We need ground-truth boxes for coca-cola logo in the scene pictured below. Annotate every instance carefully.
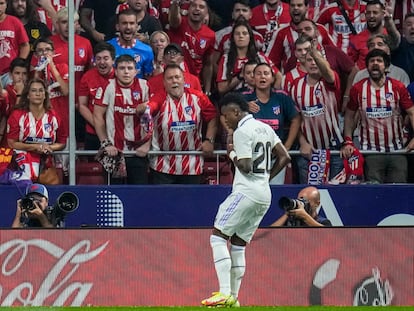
[0,239,109,306]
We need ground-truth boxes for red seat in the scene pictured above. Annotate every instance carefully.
[203,158,234,185]
[76,161,106,185]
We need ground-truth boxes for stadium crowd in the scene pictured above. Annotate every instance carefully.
[1,0,414,185]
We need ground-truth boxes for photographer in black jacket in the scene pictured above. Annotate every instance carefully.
[12,183,54,228]
[271,186,332,227]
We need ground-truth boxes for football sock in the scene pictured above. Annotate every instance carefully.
[230,244,246,299]
[210,234,231,295]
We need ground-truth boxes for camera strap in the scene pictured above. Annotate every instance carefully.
[336,0,357,35]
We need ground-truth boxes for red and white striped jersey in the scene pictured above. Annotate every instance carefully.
[282,63,306,93]
[250,2,291,52]
[291,72,343,149]
[348,77,414,152]
[214,25,264,55]
[148,88,217,175]
[308,0,332,20]
[97,78,150,152]
[6,109,67,180]
[316,1,367,53]
[266,22,335,71]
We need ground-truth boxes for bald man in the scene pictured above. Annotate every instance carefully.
[271,186,332,227]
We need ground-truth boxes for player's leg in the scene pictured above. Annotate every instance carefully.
[202,193,247,307]
[230,235,246,306]
[230,200,270,303]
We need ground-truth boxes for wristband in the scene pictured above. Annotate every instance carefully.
[229,150,237,162]
[101,139,113,148]
[204,137,215,144]
[341,136,354,147]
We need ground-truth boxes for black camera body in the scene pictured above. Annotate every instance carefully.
[279,196,311,214]
[20,195,41,212]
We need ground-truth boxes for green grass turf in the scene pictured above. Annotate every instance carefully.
[1,307,414,311]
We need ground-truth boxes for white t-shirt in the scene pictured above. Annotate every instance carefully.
[232,114,281,204]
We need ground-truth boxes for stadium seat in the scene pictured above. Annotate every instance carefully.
[203,157,234,184]
[76,160,107,185]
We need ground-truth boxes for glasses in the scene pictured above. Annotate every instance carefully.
[165,50,180,57]
[36,48,53,55]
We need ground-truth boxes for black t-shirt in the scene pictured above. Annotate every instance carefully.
[80,0,119,40]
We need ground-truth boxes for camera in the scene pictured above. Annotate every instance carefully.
[279,196,311,214]
[20,195,41,212]
[46,192,79,227]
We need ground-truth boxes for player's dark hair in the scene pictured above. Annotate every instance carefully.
[365,48,391,68]
[115,54,136,67]
[93,41,116,60]
[220,92,249,112]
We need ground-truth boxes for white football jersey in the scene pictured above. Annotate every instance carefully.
[232,114,281,204]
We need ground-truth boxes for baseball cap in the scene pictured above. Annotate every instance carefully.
[164,43,183,56]
[26,183,49,200]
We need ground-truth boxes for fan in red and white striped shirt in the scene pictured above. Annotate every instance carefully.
[147,64,217,180]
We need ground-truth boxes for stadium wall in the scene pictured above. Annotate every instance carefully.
[1,184,414,228]
[0,227,412,306]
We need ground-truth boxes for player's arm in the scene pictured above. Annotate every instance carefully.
[269,142,290,180]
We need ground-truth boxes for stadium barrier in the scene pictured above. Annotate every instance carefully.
[0,227,412,306]
[1,184,414,228]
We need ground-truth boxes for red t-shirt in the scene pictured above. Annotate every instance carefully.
[0,15,29,75]
[168,17,215,77]
[78,67,115,135]
[50,34,93,99]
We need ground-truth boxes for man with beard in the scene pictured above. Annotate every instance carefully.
[78,42,115,151]
[6,0,51,55]
[348,0,399,70]
[108,8,154,79]
[250,0,291,52]
[342,49,414,183]
[139,64,218,184]
[168,0,215,95]
[352,34,410,86]
[266,0,334,72]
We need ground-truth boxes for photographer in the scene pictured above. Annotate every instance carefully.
[12,183,54,228]
[271,186,332,227]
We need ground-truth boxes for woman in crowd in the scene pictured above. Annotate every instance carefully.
[7,78,67,182]
[149,30,170,76]
[216,18,282,95]
[244,62,301,184]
